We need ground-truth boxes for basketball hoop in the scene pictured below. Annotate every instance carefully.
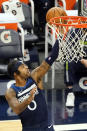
[48,16,87,63]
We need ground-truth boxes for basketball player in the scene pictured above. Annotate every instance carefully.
[5,40,59,131]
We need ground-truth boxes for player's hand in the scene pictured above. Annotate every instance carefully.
[29,87,37,100]
[81,59,87,68]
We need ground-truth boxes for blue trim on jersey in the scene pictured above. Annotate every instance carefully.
[11,78,34,96]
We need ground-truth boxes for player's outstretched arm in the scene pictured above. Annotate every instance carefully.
[31,40,59,81]
[5,87,37,115]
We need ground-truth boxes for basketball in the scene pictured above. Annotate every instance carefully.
[46,7,67,23]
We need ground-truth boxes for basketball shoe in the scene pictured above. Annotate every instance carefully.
[66,92,75,107]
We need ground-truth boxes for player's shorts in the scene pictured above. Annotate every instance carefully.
[64,61,87,86]
[22,125,55,131]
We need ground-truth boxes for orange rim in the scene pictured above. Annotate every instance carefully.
[49,16,87,28]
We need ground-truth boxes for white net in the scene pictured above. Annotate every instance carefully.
[56,27,87,62]
[49,16,87,63]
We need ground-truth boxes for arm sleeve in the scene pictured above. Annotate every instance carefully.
[45,40,59,66]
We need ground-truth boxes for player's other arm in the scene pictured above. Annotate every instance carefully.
[5,87,36,115]
[31,40,59,81]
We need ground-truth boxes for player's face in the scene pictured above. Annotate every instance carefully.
[17,64,31,79]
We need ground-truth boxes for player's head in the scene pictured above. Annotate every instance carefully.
[7,60,30,79]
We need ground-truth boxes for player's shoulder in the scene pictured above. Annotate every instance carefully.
[5,87,16,99]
